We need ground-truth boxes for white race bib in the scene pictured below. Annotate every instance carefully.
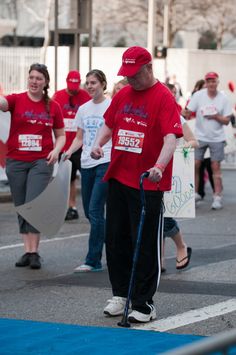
[201,105,217,116]
[114,129,144,153]
[18,134,42,151]
[64,118,77,132]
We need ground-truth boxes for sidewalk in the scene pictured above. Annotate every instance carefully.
[0,177,81,203]
[1,163,235,203]
[0,181,11,202]
[1,169,236,350]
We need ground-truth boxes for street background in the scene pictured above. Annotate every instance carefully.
[0,168,235,337]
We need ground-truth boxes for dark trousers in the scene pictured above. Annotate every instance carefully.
[198,158,214,198]
[105,179,163,309]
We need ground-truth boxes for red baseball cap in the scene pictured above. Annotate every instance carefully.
[66,70,81,91]
[205,72,219,80]
[117,46,152,77]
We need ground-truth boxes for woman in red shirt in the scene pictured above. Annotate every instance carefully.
[0,63,65,269]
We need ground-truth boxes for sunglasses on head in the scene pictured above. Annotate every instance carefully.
[30,63,48,71]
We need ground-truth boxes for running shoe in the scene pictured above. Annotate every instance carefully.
[104,296,127,316]
[195,192,202,202]
[15,253,31,267]
[74,264,103,273]
[30,253,41,269]
[211,195,223,210]
[128,303,157,323]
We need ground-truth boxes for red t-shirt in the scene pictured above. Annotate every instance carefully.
[6,92,64,162]
[104,81,183,191]
[52,88,90,151]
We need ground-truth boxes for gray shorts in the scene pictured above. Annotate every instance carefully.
[195,141,225,162]
[6,158,53,234]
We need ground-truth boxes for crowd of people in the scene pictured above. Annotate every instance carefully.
[0,45,234,324]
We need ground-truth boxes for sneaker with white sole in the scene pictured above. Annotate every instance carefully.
[128,303,157,323]
[104,296,127,316]
[74,264,103,272]
[195,192,202,202]
[211,195,223,210]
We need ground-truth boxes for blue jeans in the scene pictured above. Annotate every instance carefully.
[81,163,109,268]
[163,217,180,238]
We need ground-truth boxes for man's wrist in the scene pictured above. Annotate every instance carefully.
[154,163,165,173]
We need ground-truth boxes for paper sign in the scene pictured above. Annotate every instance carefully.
[16,159,72,236]
[164,147,195,218]
[0,111,10,180]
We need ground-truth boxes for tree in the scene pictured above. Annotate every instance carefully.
[1,0,236,50]
[198,30,217,50]
[20,0,53,62]
[192,0,236,49]
[92,0,236,49]
[92,0,201,47]
[114,36,127,47]
[92,0,148,46]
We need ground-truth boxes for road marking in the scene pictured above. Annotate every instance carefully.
[0,233,89,251]
[134,299,236,332]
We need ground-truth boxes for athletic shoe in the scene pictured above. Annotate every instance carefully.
[15,253,31,267]
[30,253,41,269]
[65,207,79,221]
[128,303,157,323]
[211,195,223,210]
[104,296,127,316]
[74,264,103,273]
[195,192,202,202]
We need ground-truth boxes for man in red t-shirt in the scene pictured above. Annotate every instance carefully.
[53,71,90,220]
[91,46,182,324]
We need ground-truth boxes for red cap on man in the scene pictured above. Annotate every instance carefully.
[66,70,81,91]
[205,72,219,80]
[117,46,152,77]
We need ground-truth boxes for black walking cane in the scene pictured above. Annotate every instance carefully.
[118,171,150,328]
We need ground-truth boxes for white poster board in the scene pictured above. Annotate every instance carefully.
[164,147,195,218]
[0,111,10,181]
[16,159,72,236]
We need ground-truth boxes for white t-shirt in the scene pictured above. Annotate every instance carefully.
[187,89,232,142]
[176,115,187,147]
[75,97,112,168]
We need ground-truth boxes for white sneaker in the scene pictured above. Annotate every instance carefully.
[195,192,202,202]
[211,195,223,210]
[74,264,102,272]
[103,296,127,316]
[128,304,157,323]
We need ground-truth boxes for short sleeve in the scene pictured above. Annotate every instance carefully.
[187,92,198,112]
[74,106,84,129]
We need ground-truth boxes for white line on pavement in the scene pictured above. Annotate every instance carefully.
[0,233,89,251]
[134,299,236,332]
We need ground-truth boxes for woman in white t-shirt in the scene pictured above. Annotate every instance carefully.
[65,69,111,272]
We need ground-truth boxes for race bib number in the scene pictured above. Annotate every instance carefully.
[201,105,217,116]
[64,118,77,132]
[114,129,144,153]
[18,134,42,151]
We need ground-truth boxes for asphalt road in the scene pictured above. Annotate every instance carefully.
[0,169,235,337]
